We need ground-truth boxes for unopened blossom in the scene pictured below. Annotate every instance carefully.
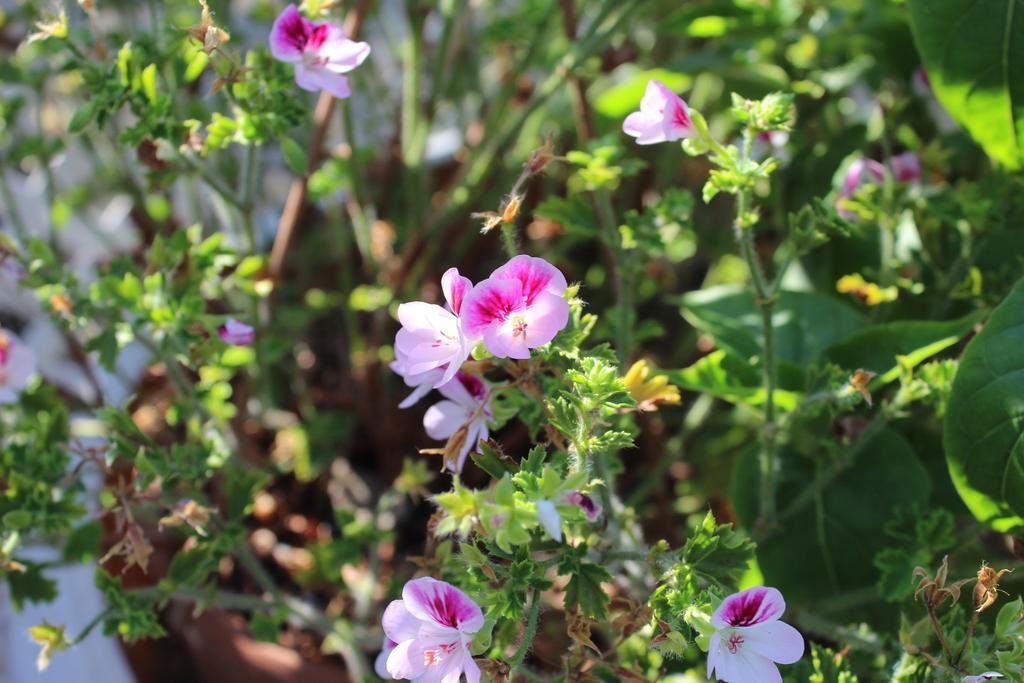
[622,79,694,145]
[29,622,69,672]
[393,268,474,390]
[707,586,804,683]
[269,4,370,99]
[963,673,1005,683]
[460,255,570,360]
[891,151,922,184]
[219,318,255,346]
[382,577,483,683]
[751,130,791,163]
[567,491,601,522]
[423,372,491,473]
[0,329,36,404]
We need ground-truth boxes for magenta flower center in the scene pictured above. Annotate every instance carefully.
[722,587,779,626]
[671,101,690,128]
[457,372,487,401]
[726,632,745,654]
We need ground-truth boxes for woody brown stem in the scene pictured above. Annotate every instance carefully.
[925,600,959,669]
[269,0,373,279]
[954,610,979,666]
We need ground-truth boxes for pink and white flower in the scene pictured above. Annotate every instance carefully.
[381,577,483,683]
[963,674,1005,683]
[622,79,694,145]
[394,277,475,393]
[218,318,255,346]
[0,329,36,404]
[460,256,569,360]
[707,586,804,683]
[836,158,886,219]
[269,4,370,99]
[424,372,491,473]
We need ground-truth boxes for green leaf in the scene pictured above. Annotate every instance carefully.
[732,428,930,605]
[281,136,309,176]
[563,562,612,620]
[664,350,802,411]
[67,101,97,134]
[945,278,1024,531]
[825,310,986,385]
[681,285,864,367]
[908,0,1024,169]
[471,441,514,480]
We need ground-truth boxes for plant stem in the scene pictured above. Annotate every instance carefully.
[239,144,259,253]
[0,166,28,244]
[500,222,519,258]
[954,610,980,665]
[507,590,541,670]
[733,129,779,526]
[926,600,959,667]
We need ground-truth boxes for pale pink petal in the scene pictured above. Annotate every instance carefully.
[315,27,371,72]
[460,278,525,338]
[519,290,570,347]
[294,65,352,98]
[490,255,568,303]
[639,79,671,115]
[382,600,421,643]
[386,638,428,680]
[402,577,484,634]
[441,268,473,315]
[269,4,309,63]
[461,653,481,683]
[622,111,665,144]
[707,632,722,680]
[483,322,529,360]
[740,621,804,664]
[962,673,1005,683]
[424,400,468,441]
[375,640,397,679]
[713,586,786,629]
[438,372,487,406]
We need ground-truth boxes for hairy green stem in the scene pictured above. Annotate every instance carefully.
[507,591,541,670]
[500,221,519,258]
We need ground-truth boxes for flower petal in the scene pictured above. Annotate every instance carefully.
[424,400,467,441]
[460,277,524,339]
[441,268,473,316]
[740,620,804,664]
[490,255,568,303]
[536,500,563,542]
[294,65,352,98]
[382,600,421,643]
[386,638,428,680]
[712,586,786,628]
[269,4,309,62]
[375,639,397,679]
[520,290,570,347]
[402,577,484,634]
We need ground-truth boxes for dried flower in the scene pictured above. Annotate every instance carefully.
[974,564,1012,613]
[159,499,213,536]
[186,0,230,54]
[100,523,154,575]
[849,369,876,406]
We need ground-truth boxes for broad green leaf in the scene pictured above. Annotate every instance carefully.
[945,278,1024,531]
[664,350,802,411]
[733,428,929,604]
[681,285,864,366]
[908,0,1024,169]
[824,309,986,385]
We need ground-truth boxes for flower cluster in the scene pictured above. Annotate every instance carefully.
[391,256,570,470]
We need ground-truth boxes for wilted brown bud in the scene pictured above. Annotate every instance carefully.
[913,555,972,607]
[186,0,230,54]
[159,499,213,536]
[974,563,1012,612]
[524,133,555,176]
[849,369,876,406]
[100,523,154,575]
[476,659,510,682]
[567,609,601,655]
